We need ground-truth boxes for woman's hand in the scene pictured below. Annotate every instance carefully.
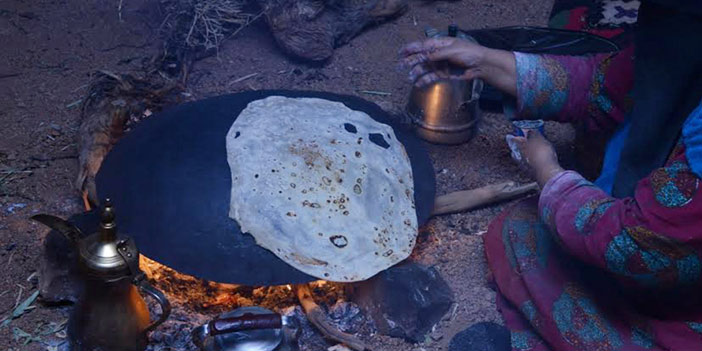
[512,131,564,187]
[399,37,517,96]
[399,37,487,85]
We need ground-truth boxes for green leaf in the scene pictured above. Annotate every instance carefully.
[12,327,31,340]
[12,326,41,344]
[1,290,39,328]
[11,290,39,319]
[39,319,67,336]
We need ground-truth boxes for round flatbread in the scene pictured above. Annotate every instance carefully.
[226,96,417,282]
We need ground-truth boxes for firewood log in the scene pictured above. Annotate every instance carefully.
[260,0,407,61]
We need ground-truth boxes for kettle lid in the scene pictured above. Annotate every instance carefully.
[78,199,137,280]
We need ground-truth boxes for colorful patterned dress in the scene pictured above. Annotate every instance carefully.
[484,47,702,350]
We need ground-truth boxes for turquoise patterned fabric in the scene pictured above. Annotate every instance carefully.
[683,101,702,179]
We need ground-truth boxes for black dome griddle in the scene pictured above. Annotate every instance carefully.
[93,90,436,285]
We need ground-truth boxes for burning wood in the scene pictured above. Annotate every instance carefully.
[296,284,367,351]
[36,204,459,351]
[139,255,345,313]
[140,255,373,350]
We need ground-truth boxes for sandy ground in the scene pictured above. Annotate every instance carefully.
[0,0,562,349]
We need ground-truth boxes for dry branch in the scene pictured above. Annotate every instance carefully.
[76,71,182,206]
[432,181,539,216]
[158,0,256,53]
[296,284,368,351]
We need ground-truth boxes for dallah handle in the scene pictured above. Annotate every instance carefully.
[208,313,283,335]
[137,279,172,333]
[115,238,172,333]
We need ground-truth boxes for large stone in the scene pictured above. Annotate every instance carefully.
[328,301,366,334]
[281,305,329,351]
[39,230,81,303]
[448,322,511,351]
[350,262,454,342]
[37,212,100,303]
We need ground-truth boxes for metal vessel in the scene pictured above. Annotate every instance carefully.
[192,306,300,351]
[406,24,484,145]
[32,200,171,351]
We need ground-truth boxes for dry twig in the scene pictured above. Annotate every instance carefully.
[295,284,368,351]
[158,0,256,52]
[76,70,182,206]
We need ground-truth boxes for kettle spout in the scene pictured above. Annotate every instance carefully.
[30,214,84,246]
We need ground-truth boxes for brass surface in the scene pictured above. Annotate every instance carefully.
[78,199,133,280]
[406,26,483,145]
[406,78,482,145]
[34,199,171,351]
[69,279,152,351]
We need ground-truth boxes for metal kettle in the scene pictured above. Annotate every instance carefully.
[32,199,171,351]
[406,24,484,145]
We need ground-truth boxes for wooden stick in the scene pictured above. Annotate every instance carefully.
[295,284,368,351]
[82,191,92,211]
[431,181,539,217]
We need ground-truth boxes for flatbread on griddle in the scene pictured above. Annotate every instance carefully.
[226,96,417,282]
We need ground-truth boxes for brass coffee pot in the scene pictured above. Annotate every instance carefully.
[406,24,484,145]
[32,199,171,351]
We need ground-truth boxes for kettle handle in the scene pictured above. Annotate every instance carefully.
[115,238,172,333]
[137,279,172,333]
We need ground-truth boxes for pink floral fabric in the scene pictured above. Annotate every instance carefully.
[485,48,702,351]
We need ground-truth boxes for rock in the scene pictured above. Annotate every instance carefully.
[39,229,81,303]
[448,322,510,351]
[37,212,100,303]
[328,345,352,351]
[329,301,365,334]
[49,124,62,137]
[146,321,193,351]
[350,262,454,342]
[281,305,331,351]
[6,203,27,214]
[429,331,444,341]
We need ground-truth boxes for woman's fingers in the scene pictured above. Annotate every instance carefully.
[415,72,443,87]
[426,46,466,63]
[408,63,431,81]
[401,46,455,67]
[525,129,542,140]
[411,67,478,87]
[452,68,481,81]
[512,135,527,146]
[402,53,430,68]
[399,38,455,57]
[403,44,465,67]
[399,41,426,56]
[513,136,529,157]
[409,60,453,84]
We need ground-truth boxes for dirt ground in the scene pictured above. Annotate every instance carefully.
[0,0,563,349]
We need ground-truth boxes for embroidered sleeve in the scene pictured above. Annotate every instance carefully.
[538,146,702,289]
[507,46,634,133]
